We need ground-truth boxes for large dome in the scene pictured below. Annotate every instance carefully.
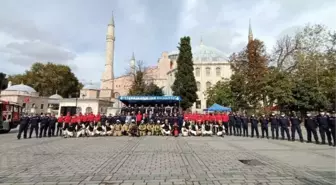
[49,93,63,99]
[83,83,99,90]
[168,43,228,62]
[5,84,37,93]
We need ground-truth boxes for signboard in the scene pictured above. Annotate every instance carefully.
[119,96,181,101]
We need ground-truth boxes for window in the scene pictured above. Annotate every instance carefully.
[85,107,93,113]
[206,81,211,89]
[216,67,221,76]
[22,103,26,108]
[40,104,44,109]
[196,100,201,109]
[195,67,200,77]
[196,82,201,91]
[206,67,211,76]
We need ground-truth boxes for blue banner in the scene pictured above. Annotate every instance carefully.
[119,96,181,101]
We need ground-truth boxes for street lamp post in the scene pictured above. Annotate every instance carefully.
[75,92,79,114]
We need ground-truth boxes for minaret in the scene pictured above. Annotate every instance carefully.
[248,19,253,43]
[100,13,115,100]
[130,52,136,74]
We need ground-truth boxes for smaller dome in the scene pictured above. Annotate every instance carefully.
[5,84,36,93]
[49,94,63,99]
[83,84,99,90]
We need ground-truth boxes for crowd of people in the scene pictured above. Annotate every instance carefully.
[16,104,335,147]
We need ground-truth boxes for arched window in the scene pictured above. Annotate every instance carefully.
[76,107,82,114]
[85,107,93,114]
[206,67,211,76]
[114,92,120,98]
[216,67,221,76]
[195,67,200,77]
[196,82,201,91]
[206,81,211,89]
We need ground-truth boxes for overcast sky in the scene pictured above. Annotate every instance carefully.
[0,0,335,85]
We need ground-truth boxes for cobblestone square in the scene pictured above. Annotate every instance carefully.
[0,131,335,185]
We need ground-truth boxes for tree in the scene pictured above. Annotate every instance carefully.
[144,83,164,96]
[8,62,83,97]
[0,72,8,90]
[245,39,269,108]
[171,36,198,110]
[205,81,233,107]
[128,60,164,96]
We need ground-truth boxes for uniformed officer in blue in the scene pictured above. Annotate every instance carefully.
[241,113,249,137]
[250,114,259,138]
[316,111,332,145]
[39,113,50,138]
[17,113,30,139]
[260,114,269,139]
[328,111,335,147]
[29,113,40,138]
[289,112,304,142]
[269,113,279,139]
[48,113,57,137]
[279,113,290,141]
[234,113,242,136]
[228,112,235,136]
[304,112,319,144]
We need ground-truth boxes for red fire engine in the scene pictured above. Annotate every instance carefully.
[0,100,21,133]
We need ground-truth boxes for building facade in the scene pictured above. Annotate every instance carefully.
[0,82,62,115]
[165,41,232,112]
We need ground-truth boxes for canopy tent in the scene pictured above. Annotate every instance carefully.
[204,103,231,112]
[118,96,181,106]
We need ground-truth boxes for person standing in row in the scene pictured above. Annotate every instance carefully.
[17,113,30,140]
[39,113,49,138]
[250,114,259,138]
[269,113,279,140]
[329,111,336,147]
[279,113,290,141]
[241,114,249,137]
[48,114,57,137]
[260,114,269,139]
[317,111,332,146]
[29,113,40,138]
[304,112,319,144]
[228,112,235,136]
[56,114,64,136]
[235,113,242,136]
[290,112,303,142]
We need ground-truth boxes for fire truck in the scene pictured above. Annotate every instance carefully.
[0,100,22,133]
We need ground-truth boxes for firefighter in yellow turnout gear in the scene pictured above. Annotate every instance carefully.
[113,120,122,136]
[146,120,153,135]
[153,120,162,136]
[139,120,147,136]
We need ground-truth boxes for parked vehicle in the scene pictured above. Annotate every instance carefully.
[0,101,21,133]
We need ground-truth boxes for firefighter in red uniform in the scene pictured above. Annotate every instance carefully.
[63,112,71,137]
[69,114,77,136]
[95,113,102,134]
[222,112,229,135]
[82,113,88,127]
[56,114,64,136]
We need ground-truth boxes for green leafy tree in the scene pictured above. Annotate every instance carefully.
[172,36,198,110]
[205,81,233,107]
[0,72,8,90]
[8,62,83,97]
[229,51,249,111]
[144,83,164,96]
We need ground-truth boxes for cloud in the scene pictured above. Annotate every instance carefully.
[177,0,336,54]
[0,0,335,83]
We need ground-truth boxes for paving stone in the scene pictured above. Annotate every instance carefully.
[0,133,334,185]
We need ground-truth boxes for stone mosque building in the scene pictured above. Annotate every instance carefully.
[60,15,254,114]
[0,14,253,115]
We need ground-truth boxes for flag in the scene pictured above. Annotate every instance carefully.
[24,97,30,103]
[170,61,173,69]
